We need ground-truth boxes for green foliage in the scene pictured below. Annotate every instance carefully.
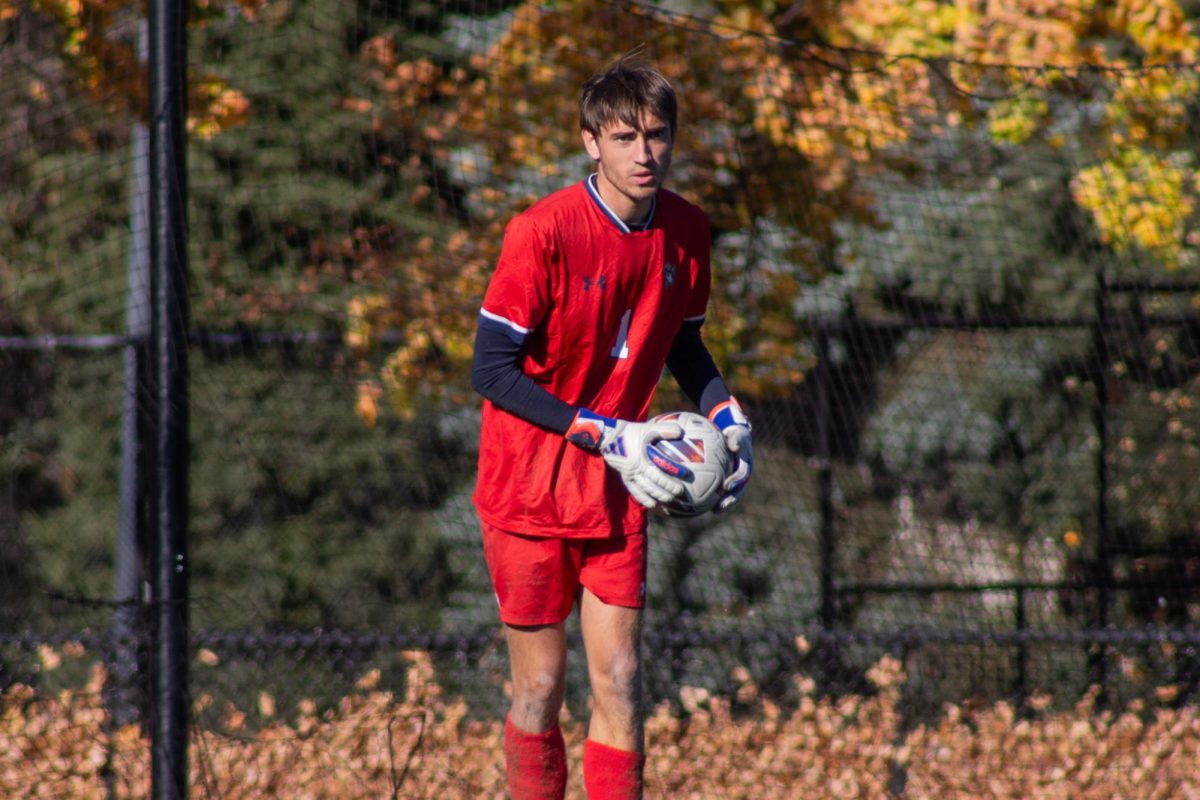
[186,349,468,631]
[186,0,475,329]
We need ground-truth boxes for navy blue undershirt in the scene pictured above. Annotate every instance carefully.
[470,319,729,433]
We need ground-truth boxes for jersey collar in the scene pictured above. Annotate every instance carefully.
[585,174,656,234]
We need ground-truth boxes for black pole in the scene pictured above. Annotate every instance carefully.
[113,17,152,731]
[1014,586,1028,706]
[815,327,836,677]
[1090,270,1110,703]
[148,0,189,797]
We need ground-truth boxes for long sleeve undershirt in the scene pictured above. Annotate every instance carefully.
[470,318,731,432]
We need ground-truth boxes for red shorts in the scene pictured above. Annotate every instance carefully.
[481,523,648,626]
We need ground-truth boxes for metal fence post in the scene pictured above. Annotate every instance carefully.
[113,15,152,732]
[815,326,836,680]
[1014,586,1028,706]
[148,0,190,796]
[1091,270,1111,703]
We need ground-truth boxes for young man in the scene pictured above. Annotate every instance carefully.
[470,57,752,800]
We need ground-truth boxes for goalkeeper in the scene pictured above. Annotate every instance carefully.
[470,53,752,800]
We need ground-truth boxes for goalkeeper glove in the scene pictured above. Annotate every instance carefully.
[709,397,752,513]
[566,408,686,509]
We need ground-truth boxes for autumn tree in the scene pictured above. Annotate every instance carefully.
[345,0,1200,639]
[350,0,1199,411]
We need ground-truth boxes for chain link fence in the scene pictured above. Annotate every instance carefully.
[5,0,1200,795]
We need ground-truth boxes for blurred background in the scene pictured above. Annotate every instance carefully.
[4,0,1200,792]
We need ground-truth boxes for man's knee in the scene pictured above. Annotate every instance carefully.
[514,666,565,703]
[511,666,566,726]
[589,646,642,705]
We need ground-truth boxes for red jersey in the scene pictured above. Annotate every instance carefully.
[473,178,712,538]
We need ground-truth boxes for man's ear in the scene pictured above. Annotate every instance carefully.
[581,128,601,161]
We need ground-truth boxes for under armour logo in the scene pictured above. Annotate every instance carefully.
[663,263,676,287]
[583,275,608,291]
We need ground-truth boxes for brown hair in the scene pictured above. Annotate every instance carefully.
[579,55,677,137]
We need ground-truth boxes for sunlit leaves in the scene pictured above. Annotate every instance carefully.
[351,0,901,410]
[829,0,1200,273]
[188,77,250,140]
[987,94,1048,146]
[340,0,1200,417]
[1073,149,1195,269]
[1110,0,1199,62]
[11,0,253,139]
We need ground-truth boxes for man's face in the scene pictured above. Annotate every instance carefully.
[581,112,674,223]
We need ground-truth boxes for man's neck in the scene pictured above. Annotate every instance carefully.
[590,175,655,229]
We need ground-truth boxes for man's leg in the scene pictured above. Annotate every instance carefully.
[481,525,578,800]
[503,622,569,800]
[506,621,568,733]
[580,587,646,800]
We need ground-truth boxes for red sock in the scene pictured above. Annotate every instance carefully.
[583,739,645,800]
[504,715,567,800]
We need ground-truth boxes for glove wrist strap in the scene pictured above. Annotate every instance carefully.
[565,408,616,451]
[708,397,750,431]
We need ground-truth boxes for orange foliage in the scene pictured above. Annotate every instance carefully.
[5,651,1200,798]
[6,0,254,138]
[13,0,1199,409]
[348,1,1200,417]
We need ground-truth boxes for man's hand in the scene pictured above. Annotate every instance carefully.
[709,398,752,513]
[567,409,686,508]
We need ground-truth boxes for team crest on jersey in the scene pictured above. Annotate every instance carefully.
[663,262,676,287]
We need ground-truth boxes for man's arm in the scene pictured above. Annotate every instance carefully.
[665,319,730,415]
[665,319,753,512]
[470,321,576,433]
[470,318,686,508]
[473,317,726,425]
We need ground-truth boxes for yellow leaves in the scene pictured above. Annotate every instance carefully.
[380,322,474,422]
[31,0,92,55]
[24,0,259,140]
[1072,148,1195,270]
[1106,69,1198,150]
[355,381,383,428]
[836,0,968,58]
[1108,0,1200,62]
[987,94,1048,146]
[350,0,1200,419]
[188,79,250,141]
[344,293,394,353]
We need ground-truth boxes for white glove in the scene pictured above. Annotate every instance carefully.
[566,409,686,508]
[709,397,752,513]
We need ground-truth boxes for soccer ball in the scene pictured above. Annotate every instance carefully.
[645,411,733,517]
